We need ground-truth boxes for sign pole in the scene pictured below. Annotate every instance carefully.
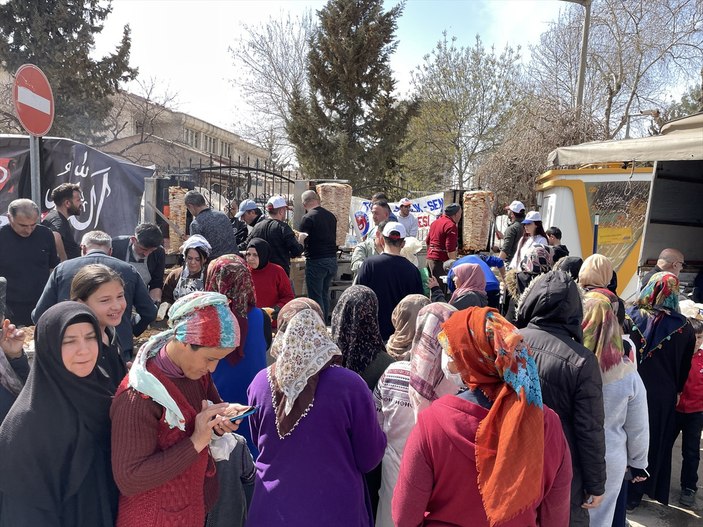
[29,135,41,208]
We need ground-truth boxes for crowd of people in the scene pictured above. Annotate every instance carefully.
[0,190,701,527]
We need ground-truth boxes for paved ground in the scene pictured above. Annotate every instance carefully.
[626,434,702,526]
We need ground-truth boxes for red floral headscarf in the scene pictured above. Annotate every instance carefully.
[205,254,256,364]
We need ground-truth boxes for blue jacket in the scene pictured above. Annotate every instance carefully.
[447,254,504,293]
[31,250,157,353]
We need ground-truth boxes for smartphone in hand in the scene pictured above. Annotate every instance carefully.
[229,406,259,422]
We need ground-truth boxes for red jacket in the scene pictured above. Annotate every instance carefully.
[677,347,703,413]
[112,361,214,527]
[425,214,458,261]
[393,395,572,527]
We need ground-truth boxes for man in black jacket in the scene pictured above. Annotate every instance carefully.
[516,270,606,526]
[246,195,303,276]
[112,222,166,303]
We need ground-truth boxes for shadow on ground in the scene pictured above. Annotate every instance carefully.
[625,434,702,527]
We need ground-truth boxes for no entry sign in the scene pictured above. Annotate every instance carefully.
[13,64,54,137]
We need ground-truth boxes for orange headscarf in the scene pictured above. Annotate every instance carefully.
[441,307,544,526]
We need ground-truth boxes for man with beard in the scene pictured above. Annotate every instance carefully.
[41,183,82,261]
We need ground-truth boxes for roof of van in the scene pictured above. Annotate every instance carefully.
[548,112,703,166]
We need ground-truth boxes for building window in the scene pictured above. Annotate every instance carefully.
[202,134,218,154]
[185,128,199,149]
[220,142,232,158]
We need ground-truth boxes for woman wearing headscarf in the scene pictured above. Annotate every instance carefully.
[625,272,695,509]
[373,302,457,527]
[393,307,572,526]
[162,235,211,305]
[246,308,386,526]
[504,244,553,322]
[331,285,394,518]
[385,294,430,361]
[245,238,294,327]
[582,289,649,526]
[449,262,488,310]
[408,303,460,418]
[206,254,272,456]
[0,303,117,526]
[553,255,583,281]
[331,285,395,390]
[110,292,247,527]
[580,252,623,308]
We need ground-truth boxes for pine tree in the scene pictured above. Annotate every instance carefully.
[286,0,416,195]
[0,0,137,143]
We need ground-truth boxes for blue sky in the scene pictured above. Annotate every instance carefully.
[95,0,570,130]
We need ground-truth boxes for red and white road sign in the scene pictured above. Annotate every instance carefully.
[13,64,54,137]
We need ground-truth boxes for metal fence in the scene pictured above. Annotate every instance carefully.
[163,155,300,211]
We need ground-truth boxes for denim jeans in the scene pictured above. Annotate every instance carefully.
[675,410,703,490]
[305,257,337,322]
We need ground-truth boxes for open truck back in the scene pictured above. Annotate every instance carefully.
[539,112,703,301]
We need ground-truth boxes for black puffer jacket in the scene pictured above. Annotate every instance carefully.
[516,270,606,527]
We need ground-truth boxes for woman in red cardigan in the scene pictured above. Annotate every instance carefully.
[245,238,294,326]
[393,307,572,527]
[110,292,248,527]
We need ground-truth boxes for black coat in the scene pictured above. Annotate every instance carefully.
[516,270,606,527]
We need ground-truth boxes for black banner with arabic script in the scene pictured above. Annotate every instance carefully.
[0,135,152,241]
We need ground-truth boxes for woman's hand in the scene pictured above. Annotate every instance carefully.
[428,276,440,289]
[190,400,231,452]
[211,403,250,436]
[0,319,25,359]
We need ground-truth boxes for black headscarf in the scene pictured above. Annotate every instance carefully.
[0,302,115,517]
[330,285,385,374]
[247,237,271,270]
[553,256,583,281]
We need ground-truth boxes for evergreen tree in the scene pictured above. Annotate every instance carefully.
[286,0,415,194]
[0,0,137,143]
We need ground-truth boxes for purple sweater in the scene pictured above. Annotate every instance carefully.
[246,366,386,526]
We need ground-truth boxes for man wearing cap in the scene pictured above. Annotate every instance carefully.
[234,199,264,249]
[299,190,338,320]
[498,200,526,265]
[246,195,303,276]
[184,190,238,259]
[425,203,461,293]
[396,197,418,238]
[357,222,424,340]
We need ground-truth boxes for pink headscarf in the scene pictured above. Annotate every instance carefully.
[449,263,487,303]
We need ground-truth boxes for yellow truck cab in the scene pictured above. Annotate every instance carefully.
[539,112,703,302]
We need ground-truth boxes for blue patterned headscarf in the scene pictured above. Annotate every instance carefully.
[128,291,239,429]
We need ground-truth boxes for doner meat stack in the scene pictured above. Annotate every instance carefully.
[316,183,352,247]
[462,191,494,252]
[168,186,188,253]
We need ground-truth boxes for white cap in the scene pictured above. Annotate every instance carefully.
[266,195,290,210]
[399,197,412,206]
[382,221,407,239]
[521,210,542,223]
[505,200,525,213]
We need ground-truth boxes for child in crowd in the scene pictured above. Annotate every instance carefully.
[674,316,703,507]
